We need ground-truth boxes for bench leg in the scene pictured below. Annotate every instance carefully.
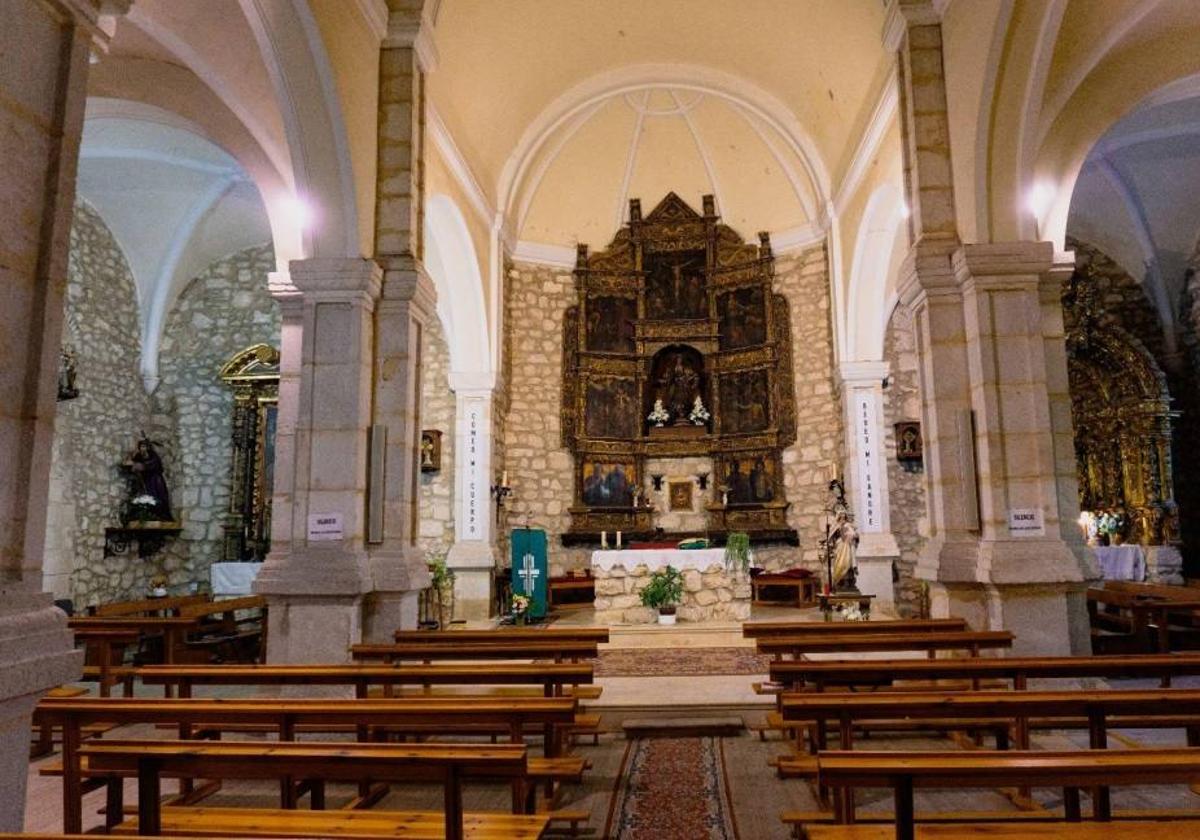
[444,769,464,840]
[105,775,124,831]
[893,778,914,840]
[137,760,162,836]
[1064,787,1081,821]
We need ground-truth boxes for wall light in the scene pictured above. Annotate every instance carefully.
[283,194,313,232]
[899,201,911,220]
[1025,182,1055,224]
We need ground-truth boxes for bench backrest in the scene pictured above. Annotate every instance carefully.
[758,630,1014,654]
[351,641,597,661]
[135,662,594,688]
[92,594,208,617]
[179,595,266,619]
[742,618,968,638]
[394,628,610,643]
[1105,580,1200,601]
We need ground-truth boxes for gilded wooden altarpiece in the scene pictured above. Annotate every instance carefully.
[561,193,798,543]
[220,343,280,561]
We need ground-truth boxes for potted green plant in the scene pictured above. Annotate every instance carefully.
[724,531,753,577]
[427,553,455,629]
[639,565,684,625]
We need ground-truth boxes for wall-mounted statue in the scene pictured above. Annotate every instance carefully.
[122,435,172,522]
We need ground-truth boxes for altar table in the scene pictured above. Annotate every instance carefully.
[1095,545,1146,581]
[590,547,726,573]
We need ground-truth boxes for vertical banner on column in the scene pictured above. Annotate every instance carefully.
[463,399,484,540]
[854,390,882,533]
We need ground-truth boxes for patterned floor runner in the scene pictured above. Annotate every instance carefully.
[605,736,739,839]
[593,646,770,677]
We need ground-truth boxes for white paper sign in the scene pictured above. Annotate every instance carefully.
[853,391,882,532]
[307,512,344,541]
[1008,508,1044,537]
[463,400,484,540]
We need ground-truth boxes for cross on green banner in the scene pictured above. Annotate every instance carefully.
[510,528,548,619]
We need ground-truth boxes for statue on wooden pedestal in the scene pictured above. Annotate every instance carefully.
[122,435,172,522]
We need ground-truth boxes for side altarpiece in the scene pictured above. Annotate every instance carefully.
[561,193,798,544]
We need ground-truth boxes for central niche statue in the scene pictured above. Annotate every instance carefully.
[659,352,700,425]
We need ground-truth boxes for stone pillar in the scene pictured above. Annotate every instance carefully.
[0,1,123,828]
[254,259,381,663]
[359,2,437,639]
[887,0,1092,654]
[445,374,500,619]
[839,362,901,609]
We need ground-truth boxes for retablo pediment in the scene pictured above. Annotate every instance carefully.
[643,191,704,223]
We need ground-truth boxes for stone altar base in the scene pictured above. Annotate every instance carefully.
[593,563,752,624]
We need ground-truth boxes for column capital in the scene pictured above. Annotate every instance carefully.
[448,371,499,394]
[384,1,438,71]
[952,241,1056,280]
[839,360,891,386]
[289,257,383,305]
[897,237,959,306]
[268,270,304,315]
[378,257,437,308]
[883,0,941,51]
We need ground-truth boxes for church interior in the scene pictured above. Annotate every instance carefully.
[11,0,1200,837]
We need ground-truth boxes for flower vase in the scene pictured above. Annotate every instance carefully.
[515,613,526,626]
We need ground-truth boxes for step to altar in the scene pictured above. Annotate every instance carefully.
[622,715,746,737]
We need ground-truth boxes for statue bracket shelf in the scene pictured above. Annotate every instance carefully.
[104,521,183,559]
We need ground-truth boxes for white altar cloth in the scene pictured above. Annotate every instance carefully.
[210,562,261,595]
[591,547,726,574]
[1095,545,1146,581]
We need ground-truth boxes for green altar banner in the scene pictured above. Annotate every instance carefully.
[510,528,548,619]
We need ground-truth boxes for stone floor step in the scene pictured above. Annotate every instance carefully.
[621,715,744,737]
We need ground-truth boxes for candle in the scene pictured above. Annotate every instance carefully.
[616,530,622,548]
[601,530,608,549]
[502,469,508,487]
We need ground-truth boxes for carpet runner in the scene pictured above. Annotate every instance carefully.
[593,646,770,677]
[605,736,739,839]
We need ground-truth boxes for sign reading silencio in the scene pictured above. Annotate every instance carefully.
[1008,508,1045,537]
[307,512,344,541]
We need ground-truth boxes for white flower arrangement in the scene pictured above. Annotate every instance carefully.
[839,603,868,622]
[647,399,670,427]
[689,396,710,425]
[131,494,158,507]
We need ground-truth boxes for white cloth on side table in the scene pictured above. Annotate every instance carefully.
[210,562,262,596]
[591,547,726,573]
[1094,545,1146,581]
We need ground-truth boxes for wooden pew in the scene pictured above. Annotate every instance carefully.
[742,618,968,638]
[816,748,1200,840]
[68,616,198,666]
[768,652,1200,692]
[1088,586,1200,652]
[351,641,598,664]
[394,628,609,644]
[802,820,1200,839]
[757,630,1014,659]
[38,695,577,834]
[136,662,594,698]
[177,595,267,663]
[72,627,140,697]
[81,740,545,840]
[91,594,208,617]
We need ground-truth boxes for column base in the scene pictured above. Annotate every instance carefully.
[0,594,84,829]
[855,555,898,610]
[363,590,422,641]
[447,541,497,621]
[1145,545,1184,585]
[363,548,432,641]
[928,580,1091,656]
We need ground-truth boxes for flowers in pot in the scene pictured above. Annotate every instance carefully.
[639,565,684,624]
[511,593,531,625]
[647,399,670,427]
[128,494,160,523]
[689,396,711,426]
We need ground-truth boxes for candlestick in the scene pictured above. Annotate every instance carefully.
[501,469,508,487]
[616,530,622,548]
[601,530,608,549]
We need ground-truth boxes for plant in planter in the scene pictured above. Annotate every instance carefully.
[511,593,531,625]
[427,553,455,629]
[639,565,684,624]
[723,531,753,578]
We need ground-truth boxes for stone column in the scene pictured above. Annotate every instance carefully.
[0,1,122,828]
[887,0,1092,653]
[445,374,500,619]
[254,259,381,663]
[360,2,437,639]
[839,362,901,609]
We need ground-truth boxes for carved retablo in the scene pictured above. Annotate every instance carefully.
[561,193,797,544]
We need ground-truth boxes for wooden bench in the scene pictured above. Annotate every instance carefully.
[81,740,545,840]
[38,695,578,833]
[69,616,199,666]
[548,575,595,608]
[137,662,595,699]
[177,595,267,664]
[757,630,1014,659]
[768,652,1200,692]
[801,820,1200,839]
[393,628,609,644]
[750,573,818,607]
[816,748,1200,840]
[351,641,598,664]
[91,594,208,617]
[1088,587,1200,653]
[71,627,140,698]
[743,618,968,638]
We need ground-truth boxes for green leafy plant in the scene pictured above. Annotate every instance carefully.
[724,531,753,576]
[639,565,684,612]
[427,553,455,594]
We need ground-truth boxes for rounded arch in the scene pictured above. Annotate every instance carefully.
[845,184,907,361]
[497,63,832,233]
[424,194,491,377]
[237,0,363,260]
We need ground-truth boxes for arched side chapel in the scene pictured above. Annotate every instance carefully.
[7,0,1200,828]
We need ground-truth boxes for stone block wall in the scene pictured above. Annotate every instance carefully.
[156,243,280,591]
[417,315,455,558]
[884,306,928,616]
[46,202,152,606]
[593,562,752,624]
[500,245,842,578]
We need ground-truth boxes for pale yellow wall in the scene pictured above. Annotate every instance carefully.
[425,141,495,328]
[309,0,381,257]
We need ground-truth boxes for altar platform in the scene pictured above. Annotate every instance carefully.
[591,547,752,624]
